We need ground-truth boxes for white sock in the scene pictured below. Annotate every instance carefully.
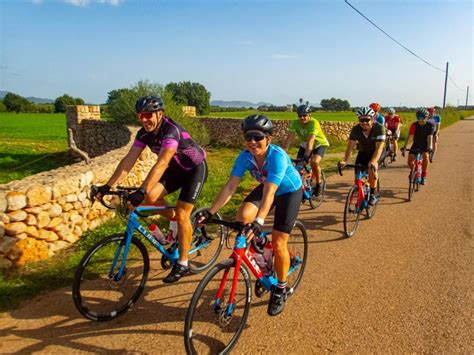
[178,260,188,267]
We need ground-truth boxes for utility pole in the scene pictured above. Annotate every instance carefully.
[443,62,449,109]
[466,86,470,109]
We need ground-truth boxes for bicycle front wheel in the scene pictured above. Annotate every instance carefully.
[408,166,416,201]
[366,178,380,219]
[72,234,149,321]
[188,208,226,273]
[286,220,308,291]
[184,259,252,355]
[343,186,361,237]
[308,170,326,209]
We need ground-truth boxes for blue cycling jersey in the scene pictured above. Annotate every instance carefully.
[230,144,302,196]
[375,113,385,125]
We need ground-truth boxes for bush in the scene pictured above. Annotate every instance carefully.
[0,101,7,113]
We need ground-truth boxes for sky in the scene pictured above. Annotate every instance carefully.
[0,0,472,107]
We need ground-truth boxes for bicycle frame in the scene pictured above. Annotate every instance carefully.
[292,160,313,200]
[216,230,302,317]
[349,168,370,212]
[412,152,422,182]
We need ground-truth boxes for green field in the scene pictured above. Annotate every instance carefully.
[0,113,73,184]
[205,110,356,121]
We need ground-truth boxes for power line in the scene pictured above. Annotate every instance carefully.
[344,0,469,94]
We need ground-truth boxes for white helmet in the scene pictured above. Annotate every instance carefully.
[356,107,375,118]
[388,108,396,114]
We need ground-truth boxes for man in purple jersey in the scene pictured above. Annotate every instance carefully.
[94,96,207,283]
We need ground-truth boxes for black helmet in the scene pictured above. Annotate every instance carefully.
[416,108,429,119]
[135,95,164,113]
[241,114,273,135]
[296,104,311,116]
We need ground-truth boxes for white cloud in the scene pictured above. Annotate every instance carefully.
[272,54,297,60]
[62,0,122,7]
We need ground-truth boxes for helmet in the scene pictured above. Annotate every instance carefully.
[356,107,375,118]
[427,107,436,115]
[388,108,396,114]
[296,104,311,116]
[369,102,381,112]
[135,95,165,113]
[416,108,429,119]
[241,114,273,135]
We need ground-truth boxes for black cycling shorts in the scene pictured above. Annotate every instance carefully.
[160,161,208,204]
[297,145,327,159]
[243,184,302,234]
[355,151,384,170]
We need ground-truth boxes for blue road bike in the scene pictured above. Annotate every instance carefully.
[72,186,225,321]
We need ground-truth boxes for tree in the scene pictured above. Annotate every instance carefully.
[165,81,211,115]
[320,97,351,111]
[54,94,85,113]
[3,92,31,113]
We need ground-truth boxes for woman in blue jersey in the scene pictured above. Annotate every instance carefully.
[198,115,302,316]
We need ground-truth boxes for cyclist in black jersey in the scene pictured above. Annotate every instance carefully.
[93,96,207,283]
[339,106,386,205]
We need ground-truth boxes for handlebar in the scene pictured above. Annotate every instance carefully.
[90,185,141,209]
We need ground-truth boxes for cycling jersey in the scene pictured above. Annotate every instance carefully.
[349,124,386,153]
[230,144,302,196]
[428,115,441,134]
[133,116,206,171]
[385,114,401,131]
[409,121,435,152]
[289,117,329,149]
[375,113,385,125]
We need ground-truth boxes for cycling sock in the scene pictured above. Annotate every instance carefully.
[178,260,188,267]
[276,281,287,289]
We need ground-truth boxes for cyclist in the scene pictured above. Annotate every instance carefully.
[384,108,402,161]
[427,107,441,162]
[282,104,329,197]
[93,95,207,283]
[369,102,385,125]
[339,107,386,205]
[198,114,302,316]
[401,108,434,185]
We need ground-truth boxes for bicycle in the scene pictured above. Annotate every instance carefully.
[401,148,423,201]
[338,163,380,237]
[72,185,225,321]
[184,218,308,354]
[292,158,326,209]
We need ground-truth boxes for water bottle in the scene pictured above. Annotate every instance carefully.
[263,241,273,275]
[167,218,178,244]
[149,224,168,245]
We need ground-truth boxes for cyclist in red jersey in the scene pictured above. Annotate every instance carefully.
[384,108,402,161]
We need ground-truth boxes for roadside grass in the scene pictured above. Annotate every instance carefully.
[0,113,73,184]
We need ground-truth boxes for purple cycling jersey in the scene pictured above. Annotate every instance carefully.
[133,116,206,171]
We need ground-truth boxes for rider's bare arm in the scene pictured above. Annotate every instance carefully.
[106,145,144,187]
[370,141,385,166]
[342,140,357,164]
[304,135,316,157]
[427,135,433,151]
[208,176,241,214]
[141,147,176,193]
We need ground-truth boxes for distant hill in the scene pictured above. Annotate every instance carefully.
[211,100,273,108]
[0,91,54,104]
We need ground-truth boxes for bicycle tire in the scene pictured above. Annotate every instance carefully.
[286,220,308,292]
[184,259,252,355]
[72,234,149,321]
[366,178,380,219]
[343,185,361,237]
[308,170,326,209]
[188,207,226,273]
[408,165,416,201]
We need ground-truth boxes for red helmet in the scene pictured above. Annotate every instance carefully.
[427,107,436,115]
[369,102,381,112]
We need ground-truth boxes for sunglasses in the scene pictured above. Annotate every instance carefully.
[244,133,266,142]
[137,112,154,120]
[359,118,371,123]
[298,114,309,119]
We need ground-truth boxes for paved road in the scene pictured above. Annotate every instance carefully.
[0,119,472,354]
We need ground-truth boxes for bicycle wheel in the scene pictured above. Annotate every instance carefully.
[184,259,252,354]
[343,186,361,237]
[308,170,326,209]
[72,234,149,321]
[408,166,416,201]
[366,178,380,219]
[286,220,308,292]
[188,207,226,273]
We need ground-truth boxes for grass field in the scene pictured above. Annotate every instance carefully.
[0,113,73,184]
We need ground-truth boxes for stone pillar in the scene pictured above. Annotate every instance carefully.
[66,105,101,151]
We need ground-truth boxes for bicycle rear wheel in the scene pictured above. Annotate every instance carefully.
[188,207,226,273]
[72,234,149,321]
[286,220,308,292]
[343,186,361,237]
[184,259,252,354]
[308,170,326,209]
